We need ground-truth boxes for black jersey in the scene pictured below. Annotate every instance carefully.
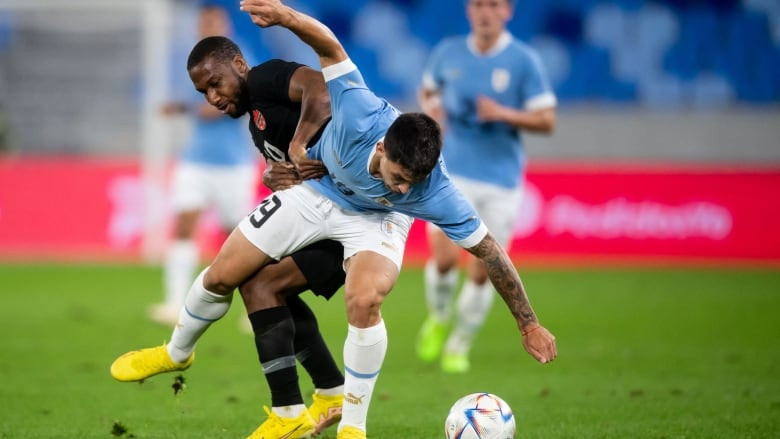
[246,59,328,162]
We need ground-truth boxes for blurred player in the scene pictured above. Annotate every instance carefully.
[416,0,557,373]
[151,3,257,325]
[113,1,557,438]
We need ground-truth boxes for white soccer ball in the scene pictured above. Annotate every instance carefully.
[444,393,516,439]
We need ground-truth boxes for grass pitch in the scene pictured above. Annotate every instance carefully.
[0,263,778,438]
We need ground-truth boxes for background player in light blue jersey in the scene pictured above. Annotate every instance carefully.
[150,4,258,325]
[417,0,557,373]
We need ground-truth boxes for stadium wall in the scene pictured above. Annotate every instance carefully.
[2,157,778,267]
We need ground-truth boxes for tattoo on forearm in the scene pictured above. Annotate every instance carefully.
[468,234,537,328]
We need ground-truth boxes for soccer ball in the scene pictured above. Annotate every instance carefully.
[444,393,516,439]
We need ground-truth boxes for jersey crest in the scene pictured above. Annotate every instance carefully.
[252,109,267,131]
[491,68,510,93]
[374,197,394,207]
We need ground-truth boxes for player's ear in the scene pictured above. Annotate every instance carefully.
[232,54,248,74]
[376,140,386,155]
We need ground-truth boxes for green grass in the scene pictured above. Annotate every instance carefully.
[1,264,779,438]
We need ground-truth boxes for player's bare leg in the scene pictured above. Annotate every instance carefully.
[417,226,461,362]
[442,254,495,373]
[337,251,398,437]
[151,209,201,325]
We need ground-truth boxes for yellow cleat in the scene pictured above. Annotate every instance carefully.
[336,426,366,439]
[110,343,193,382]
[308,392,343,435]
[247,406,315,439]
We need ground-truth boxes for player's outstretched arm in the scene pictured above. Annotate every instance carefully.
[240,0,347,68]
[466,233,557,364]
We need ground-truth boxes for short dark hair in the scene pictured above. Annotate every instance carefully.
[187,36,242,71]
[383,113,442,181]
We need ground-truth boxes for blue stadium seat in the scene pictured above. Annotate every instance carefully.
[723,10,777,102]
[543,7,583,44]
[613,0,644,12]
[511,0,551,41]
[343,42,404,102]
[557,43,612,100]
[225,0,780,105]
[663,8,721,81]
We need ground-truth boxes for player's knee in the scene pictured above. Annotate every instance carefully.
[468,269,489,285]
[434,256,457,273]
[173,211,200,238]
[467,259,489,284]
[238,275,284,309]
[344,290,384,318]
[202,268,237,295]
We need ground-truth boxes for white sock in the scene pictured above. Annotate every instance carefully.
[167,268,232,363]
[445,281,495,355]
[424,260,458,323]
[272,404,306,418]
[163,239,198,308]
[339,320,387,433]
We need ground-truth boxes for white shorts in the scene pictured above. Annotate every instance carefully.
[238,184,412,270]
[170,162,258,228]
[427,175,522,247]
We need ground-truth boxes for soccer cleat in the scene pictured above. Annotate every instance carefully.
[415,316,449,362]
[110,343,194,382]
[246,406,315,439]
[336,426,366,439]
[308,392,343,435]
[441,351,470,374]
[147,303,180,326]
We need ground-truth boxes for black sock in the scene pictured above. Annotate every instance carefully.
[248,306,303,406]
[287,295,345,390]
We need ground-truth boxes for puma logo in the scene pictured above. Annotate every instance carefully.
[344,392,365,405]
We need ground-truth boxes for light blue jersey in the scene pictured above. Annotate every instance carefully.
[422,32,556,189]
[180,97,255,166]
[306,60,486,247]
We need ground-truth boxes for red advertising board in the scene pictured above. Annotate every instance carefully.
[1,158,778,265]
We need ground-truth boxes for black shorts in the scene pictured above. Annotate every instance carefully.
[290,239,345,300]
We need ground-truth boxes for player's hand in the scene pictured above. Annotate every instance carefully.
[476,95,507,123]
[240,0,286,28]
[418,88,445,124]
[288,142,327,180]
[263,161,301,191]
[521,323,557,364]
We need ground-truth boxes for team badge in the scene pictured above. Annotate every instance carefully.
[252,109,266,130]
[380,219,395,235]
[375,197,394,207]
[491,68,510,93]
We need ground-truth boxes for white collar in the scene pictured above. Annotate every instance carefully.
[467,31,511,57]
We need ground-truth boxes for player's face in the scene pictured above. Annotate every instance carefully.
[378,156,417,194]
[189,56,250,118]
[466,0,512,39]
